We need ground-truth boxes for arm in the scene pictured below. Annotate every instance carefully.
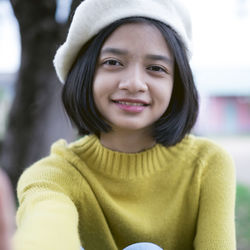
[13,158,82,250]
[194,146,236,250]
[0,169,15,250]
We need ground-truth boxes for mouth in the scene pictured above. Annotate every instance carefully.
[111,99,149,113]
[112,99,150,107]
[112,100,148,106]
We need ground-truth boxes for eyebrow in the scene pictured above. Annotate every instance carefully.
[100,47,173,65]
[101,47,129,55]
[145,54,173,65]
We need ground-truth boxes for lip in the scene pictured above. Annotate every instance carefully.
[112,98,149,113]
[112,98,150,105]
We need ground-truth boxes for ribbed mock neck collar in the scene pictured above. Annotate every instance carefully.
[68,135,190,180]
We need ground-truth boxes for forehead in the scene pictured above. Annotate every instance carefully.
[101,22,172,56]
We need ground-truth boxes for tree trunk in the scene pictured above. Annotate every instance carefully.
[0,0,81,193]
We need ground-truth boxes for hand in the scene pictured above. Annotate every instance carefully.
[0,169,15,250]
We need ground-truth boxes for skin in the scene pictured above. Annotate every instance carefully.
[0,169,15,250]
[93,22,175,153]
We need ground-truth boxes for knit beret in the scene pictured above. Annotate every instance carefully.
[53,0,192,83]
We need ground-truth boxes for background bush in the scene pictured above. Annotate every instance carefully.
[236,183,250,249]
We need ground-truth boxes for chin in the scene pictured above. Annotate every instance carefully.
[112,121,152,132]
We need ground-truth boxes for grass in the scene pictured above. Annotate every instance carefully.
[236,183,250,249]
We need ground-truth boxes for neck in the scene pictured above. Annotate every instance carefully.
[100,129,156,153]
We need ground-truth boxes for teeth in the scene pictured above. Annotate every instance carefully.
[117,101,145,106]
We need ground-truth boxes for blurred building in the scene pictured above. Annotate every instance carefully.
[194,68,250,135]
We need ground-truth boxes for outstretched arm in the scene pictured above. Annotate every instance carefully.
[13,158,82,250]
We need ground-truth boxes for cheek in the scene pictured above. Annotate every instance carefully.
[154,82,173,108]
[92,79,103,110]
[93,78,113,111]
[93,77,105,100]
[93,72,114,95]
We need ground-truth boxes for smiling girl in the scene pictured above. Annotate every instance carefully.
[14,1,236,250]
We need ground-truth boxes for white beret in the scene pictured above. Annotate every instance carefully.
[53,0,192,83]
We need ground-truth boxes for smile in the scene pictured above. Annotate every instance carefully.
[112,99,149,113]
[113,101,147,106]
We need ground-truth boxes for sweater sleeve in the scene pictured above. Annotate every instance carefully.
[194,143,236,250]
[13,156,82,250]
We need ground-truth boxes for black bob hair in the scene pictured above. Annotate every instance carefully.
[62,17,199,147]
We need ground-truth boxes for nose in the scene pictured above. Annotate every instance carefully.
[119,65,148,93]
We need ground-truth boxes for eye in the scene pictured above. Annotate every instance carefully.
[147,65,167,73]
[103,59,123,66]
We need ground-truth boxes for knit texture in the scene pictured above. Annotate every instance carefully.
[14,135,236,250]
[53,0,192,83]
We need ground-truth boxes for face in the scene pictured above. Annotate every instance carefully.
[93,22,174,133]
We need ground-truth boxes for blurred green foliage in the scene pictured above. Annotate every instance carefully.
[236,183,250,249]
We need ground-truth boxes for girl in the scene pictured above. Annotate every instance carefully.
[14,0,236,249]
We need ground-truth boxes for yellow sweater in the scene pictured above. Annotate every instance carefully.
[14,135,236,250]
